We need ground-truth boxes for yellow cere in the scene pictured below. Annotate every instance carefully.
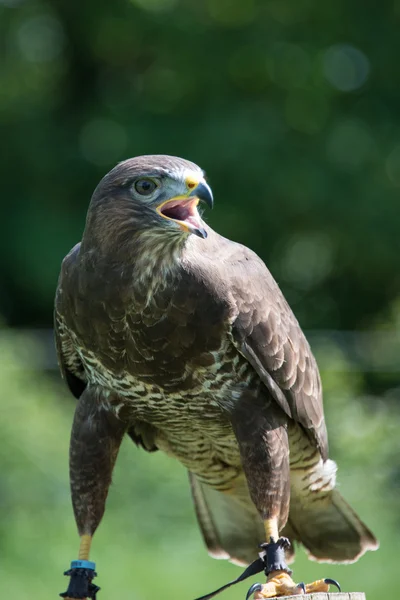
[185,175,202,191]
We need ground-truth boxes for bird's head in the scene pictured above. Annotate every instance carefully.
[85,155,213,254]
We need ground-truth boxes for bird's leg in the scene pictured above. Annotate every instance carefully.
[60,388,127,600]
[230,395,340,598]
[247,518,299,598]
[77,534,92,560]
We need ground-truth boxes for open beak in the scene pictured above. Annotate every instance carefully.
[156,181,213,239]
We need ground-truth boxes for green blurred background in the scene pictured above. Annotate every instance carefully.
[0,0,399,598]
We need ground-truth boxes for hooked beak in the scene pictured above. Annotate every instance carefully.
[156,180,213,239]
[188,181,213,209]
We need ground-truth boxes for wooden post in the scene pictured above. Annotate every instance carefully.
[277,595,365,600]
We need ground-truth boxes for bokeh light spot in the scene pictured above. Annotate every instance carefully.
[323,44,369,92]
[80,119,128,167]
[280,233,334,290]
[16,15,65,63]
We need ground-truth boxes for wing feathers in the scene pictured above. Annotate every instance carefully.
[224,242,328,457]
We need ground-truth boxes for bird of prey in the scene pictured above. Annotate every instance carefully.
[55,155,378,599]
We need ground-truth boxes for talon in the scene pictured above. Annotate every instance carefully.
[277,537,291,550]
[246,583,262,600]
[295,582,306,594]
[324,578,341,592]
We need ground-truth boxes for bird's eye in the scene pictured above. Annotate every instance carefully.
[134,178,158,196]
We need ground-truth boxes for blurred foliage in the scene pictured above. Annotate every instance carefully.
[0,0,399,599]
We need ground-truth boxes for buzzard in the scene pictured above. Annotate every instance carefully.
[55,155,377,599]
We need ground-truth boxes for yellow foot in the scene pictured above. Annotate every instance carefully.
[252,571,339,598]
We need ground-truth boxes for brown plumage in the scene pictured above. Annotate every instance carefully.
[55,155,377,589]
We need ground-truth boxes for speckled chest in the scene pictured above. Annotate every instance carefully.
[72,273,257,425]
[77,326,256,425]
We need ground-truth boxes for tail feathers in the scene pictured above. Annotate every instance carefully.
[286,458,379,562]
[189,458,378,567]
[189,472,266,566]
